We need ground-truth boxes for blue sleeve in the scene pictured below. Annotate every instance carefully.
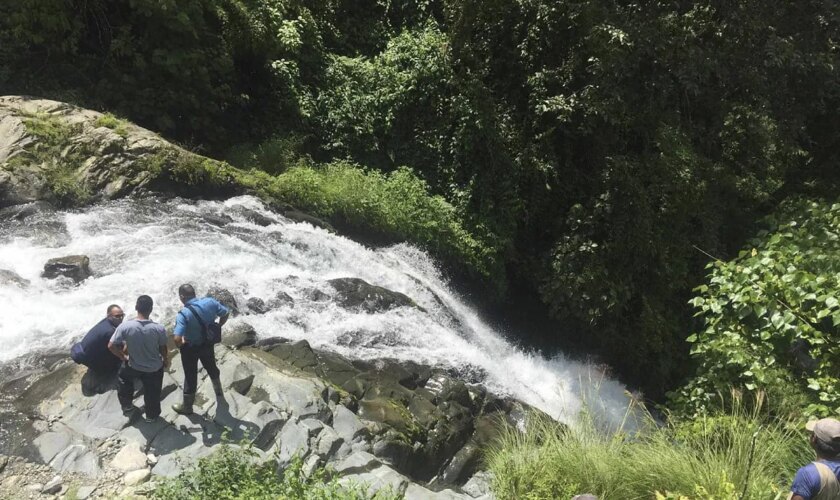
[214,299,229,318]
[110,324,125,346]
[792,464,821,499]
[174,310,187,337]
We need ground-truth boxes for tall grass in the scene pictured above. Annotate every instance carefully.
[487,395,811,499]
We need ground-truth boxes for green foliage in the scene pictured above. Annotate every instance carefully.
[271,161,502,283]
[153,444,398,499]
[676,199,840,417]
[94,113,129,137]
[225,134,306,175]
[488,402,809,500]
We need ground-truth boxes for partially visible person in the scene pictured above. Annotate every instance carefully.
[108,295,169,423]
[172,284,229,415]
[790,418,840,500]
[70,304,124,374]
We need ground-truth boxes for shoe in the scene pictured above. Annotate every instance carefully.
[121,406,139,417]
[211,378,224,397]
[144,415,158,423]
[172,394,195,415]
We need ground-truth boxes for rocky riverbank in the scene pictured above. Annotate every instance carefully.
[0,327,523,499]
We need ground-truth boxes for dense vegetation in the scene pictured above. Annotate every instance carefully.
[488,401,811,499]
[676,199,840,417]
[3,0,840,399]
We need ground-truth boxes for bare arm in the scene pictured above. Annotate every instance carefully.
[173,335,186,347]
[108,342,128,362]
[791,495,805,500]
[160,345,169,369]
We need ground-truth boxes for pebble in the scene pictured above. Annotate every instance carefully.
[146,453,158,465]
[25,482,44,491]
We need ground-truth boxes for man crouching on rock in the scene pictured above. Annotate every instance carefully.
[108,295,169,422]
[172,284,229,415]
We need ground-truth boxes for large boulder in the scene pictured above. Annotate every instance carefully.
[328,278,421,313]
[42,255,91,283]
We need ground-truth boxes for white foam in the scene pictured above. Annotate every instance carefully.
[0,196,638,429]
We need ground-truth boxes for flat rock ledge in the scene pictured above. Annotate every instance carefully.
[0,340,515,499]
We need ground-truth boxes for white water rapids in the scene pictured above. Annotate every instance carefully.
[0,196,639,429]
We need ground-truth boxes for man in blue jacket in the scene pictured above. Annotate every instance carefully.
[70,304,124,374]
[172,284,229,415]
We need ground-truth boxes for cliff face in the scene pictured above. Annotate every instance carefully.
[0,96,246,210]
[0,334,518,498]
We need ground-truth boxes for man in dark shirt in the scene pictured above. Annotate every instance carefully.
[70,304,124,374]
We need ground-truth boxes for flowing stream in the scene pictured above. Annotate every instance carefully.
[0,196,639,429]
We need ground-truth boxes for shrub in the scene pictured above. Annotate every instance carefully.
[153,444,399,500]
[271,161,504,285]
[676,198,840,417]
[487,400,810,499]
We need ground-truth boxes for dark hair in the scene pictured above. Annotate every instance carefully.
[814,437,840,460]
[106,304,122,315]
[178,284,196,299]
[136,295,153,316]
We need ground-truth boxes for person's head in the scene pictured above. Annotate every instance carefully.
[135,295,154,318]
[807,418,840,460]
[178,284,196,305]
[106,304,124,326]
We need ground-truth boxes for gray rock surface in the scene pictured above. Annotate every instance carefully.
[0,342,514,499]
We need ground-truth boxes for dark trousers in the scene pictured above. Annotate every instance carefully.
[180,342,220,396]
[117,364,164,419]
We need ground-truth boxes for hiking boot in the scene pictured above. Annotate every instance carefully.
[172,394,195,415]
[211,378,224,397]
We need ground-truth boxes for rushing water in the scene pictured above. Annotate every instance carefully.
[0,196,639,429]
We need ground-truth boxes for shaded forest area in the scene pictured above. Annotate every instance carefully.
[3,0,839,399]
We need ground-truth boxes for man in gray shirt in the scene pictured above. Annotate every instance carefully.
[109,295,169,422]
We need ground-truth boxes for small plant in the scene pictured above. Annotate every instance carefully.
[95,113,129,137]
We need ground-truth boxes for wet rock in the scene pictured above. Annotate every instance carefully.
[42,255,91,283]
[236,207,275,227]
[0,268,29,288]
[246,297,269,314]
[266,340,319,374]
[206,286,238,315]
[267,290,295,309]
[255,336,289,349]
[281,209,335,233]
[0,200,53,220]
[203,214,233,227]
[328,278,420,313]
[222,321,256,348]
[0,454,6,473]
[305,288,330,302]
[372,431,415,469]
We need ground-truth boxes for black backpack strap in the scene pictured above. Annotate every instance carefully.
[184,303,210,343]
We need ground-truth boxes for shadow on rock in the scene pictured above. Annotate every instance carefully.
[80,369,118,397]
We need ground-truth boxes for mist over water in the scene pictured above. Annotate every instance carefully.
[0,196,638,429]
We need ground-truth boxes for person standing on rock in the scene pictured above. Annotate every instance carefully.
[172,284,229,415]
[71,304,125,375]
[108,295,169,422]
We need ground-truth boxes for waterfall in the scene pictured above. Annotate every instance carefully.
[0,196,639,429]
